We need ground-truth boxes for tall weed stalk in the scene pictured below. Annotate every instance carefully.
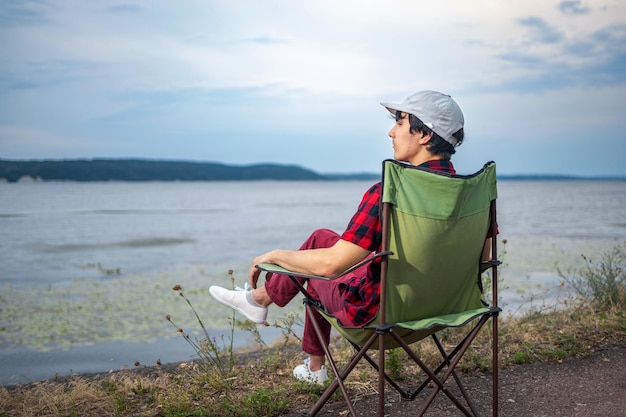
[558,243,625,309]
[166,273,238,379]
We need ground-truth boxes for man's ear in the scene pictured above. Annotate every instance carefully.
[418,132,433,145]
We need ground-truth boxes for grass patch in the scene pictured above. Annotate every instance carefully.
[4,304,623,416]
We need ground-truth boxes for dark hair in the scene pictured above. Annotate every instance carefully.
[394,111,463,159]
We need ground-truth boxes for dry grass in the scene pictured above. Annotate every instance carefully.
[2,378,115,416]
[2,302,624,417]
[0,372,179,417]
[499,303,625,364]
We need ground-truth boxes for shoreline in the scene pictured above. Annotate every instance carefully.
[2,340,294,390]
[4,342,625,417]
[0,266,604,386]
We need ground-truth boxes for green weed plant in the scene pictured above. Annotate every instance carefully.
[558,242,625,309]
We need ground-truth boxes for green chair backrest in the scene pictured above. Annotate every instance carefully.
[381,160,497,324]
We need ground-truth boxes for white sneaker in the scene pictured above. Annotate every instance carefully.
[209,285,268,324]
[293,357,328,385]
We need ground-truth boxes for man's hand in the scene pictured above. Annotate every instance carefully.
[249,251,274,289]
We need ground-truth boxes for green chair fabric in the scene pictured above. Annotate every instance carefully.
[256,159,500,417]
[381,160,496,324]
[309,161,497,348]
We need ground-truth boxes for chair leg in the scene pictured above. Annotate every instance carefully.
[304,304,379,417]
[410,332,471,399]
[391,331,476,416]
[425,318,491,416]
[431,312,499,417]
[298,294,499,416]
[378,334,385,417]
[432,335,482,416]
[395,315,493,417]
[492,312,499,417]
[304,304,356,417]
[357,345,410,397]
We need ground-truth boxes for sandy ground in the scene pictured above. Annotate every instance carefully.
[286,343,626,417]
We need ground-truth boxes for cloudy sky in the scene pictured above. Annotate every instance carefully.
[1,0,625,176]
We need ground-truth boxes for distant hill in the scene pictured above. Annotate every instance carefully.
[0,159,623,183]
[0,159,327,182]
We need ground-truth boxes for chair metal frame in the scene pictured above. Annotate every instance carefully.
[258,160,500,416]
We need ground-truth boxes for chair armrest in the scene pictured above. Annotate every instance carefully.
[256,251,393,281]
[480,259,501,273]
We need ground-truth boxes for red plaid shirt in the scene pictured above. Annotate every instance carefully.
[340,159,456,326]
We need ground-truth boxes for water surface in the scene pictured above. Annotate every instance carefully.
[1,180,624,384]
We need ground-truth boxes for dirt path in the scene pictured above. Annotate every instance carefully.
[287,343,626,416]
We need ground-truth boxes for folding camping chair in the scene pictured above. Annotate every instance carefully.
[257,159,500,417]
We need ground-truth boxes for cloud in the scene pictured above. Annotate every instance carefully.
[106,4,144,14]
[0,59,99,92]
[0,0,624,175]
[558,1,591,15]
[517,17,563,44]
[0,0,48,27]
[474,9,626,94]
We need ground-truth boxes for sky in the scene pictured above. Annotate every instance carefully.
[1,0,625,176]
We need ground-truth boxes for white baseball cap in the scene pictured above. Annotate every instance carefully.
[381,90,464,146]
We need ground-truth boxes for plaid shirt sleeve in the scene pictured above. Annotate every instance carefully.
[339,183,382,327]
[341,182,382,252]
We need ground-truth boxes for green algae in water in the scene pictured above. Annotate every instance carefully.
[0,268,229,352]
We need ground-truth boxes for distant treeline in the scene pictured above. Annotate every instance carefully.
[0,159,335,182]
[0,159,622,183]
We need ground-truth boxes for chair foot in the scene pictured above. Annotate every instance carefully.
[397,390,413,400]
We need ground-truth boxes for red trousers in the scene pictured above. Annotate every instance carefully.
[264,228,368,356]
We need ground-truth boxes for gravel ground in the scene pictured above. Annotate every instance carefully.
[287,343,626,417]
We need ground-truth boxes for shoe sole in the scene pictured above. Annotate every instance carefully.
[209,287,266,324]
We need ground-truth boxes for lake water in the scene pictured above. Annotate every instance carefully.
[1,179,625,385]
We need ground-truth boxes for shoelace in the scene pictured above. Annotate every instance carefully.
[234,282,251,292]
